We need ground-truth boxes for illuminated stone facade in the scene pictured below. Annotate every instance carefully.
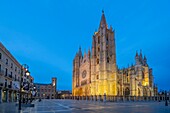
[72,12,156,97]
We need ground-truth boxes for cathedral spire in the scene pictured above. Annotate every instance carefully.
[99,10,107,29]
[78,46,83,58]
[140,49,142,57]
[135,51,138,57]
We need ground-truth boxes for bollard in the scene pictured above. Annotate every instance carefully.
[103,93,106,103]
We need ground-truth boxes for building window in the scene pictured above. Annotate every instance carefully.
[11,63,13,68]
[5,79,7,87]
[98,47,100,52]
[84,59,86,63]
[142,71,144,79]
[15,67,17,72]
[106,36,108,41]
[0,64,1,71]
[98,36,100,44]
[96,75,99,79]
[0,53,2,59]
[6,59,8,65]
[5,68,8,76]
[15,75,16,81]
[97,59,99,64]
[107,57,109,63]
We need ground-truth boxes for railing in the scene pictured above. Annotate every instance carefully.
[8,74,12,78]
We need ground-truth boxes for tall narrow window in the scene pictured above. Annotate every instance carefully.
[107,57,109,63]
[5,79,7,87]
[98,47,100,52]
[98,36,100,44]
[6,59,8,65]
[0,53,2,59]
[5,68,8,76]
[96,75,99,79]
[97,58,99,64]
[11,63,13,68]
[15,75,16,81]
[15,67,17,72]
[142,71,144,79]
[106,36,108,41]
[11,72,12,78]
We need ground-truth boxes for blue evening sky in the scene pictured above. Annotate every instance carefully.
[0,0,170,90]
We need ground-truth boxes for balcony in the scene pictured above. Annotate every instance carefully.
[9,74,12,78]
[0,70,4,76]
[5,74,13,80]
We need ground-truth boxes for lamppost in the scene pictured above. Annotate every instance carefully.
[165,90,168,106]
[18,64,30,110]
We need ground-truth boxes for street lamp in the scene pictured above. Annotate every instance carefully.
[18,64,30,110]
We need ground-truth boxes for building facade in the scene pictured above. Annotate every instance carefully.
[0,42,33,103]
[72,12,157,97]
[35,77,57,99]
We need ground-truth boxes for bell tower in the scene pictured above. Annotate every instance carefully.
[91,11,117,96]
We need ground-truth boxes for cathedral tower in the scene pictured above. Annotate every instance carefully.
[91,11,117,95]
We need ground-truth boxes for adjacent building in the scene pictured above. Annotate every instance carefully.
[0,42,34,103]
[57,90,72,99]
[72,11,157,97]
[34,77,57,99]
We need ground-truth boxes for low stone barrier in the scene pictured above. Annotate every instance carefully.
[68,95,170,103]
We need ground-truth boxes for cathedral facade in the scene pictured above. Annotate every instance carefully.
[72,12,156,97]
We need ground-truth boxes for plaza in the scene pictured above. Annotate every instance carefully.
[0,99,170,113]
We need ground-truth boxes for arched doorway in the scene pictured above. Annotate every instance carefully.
[138,88,140,96]
[117,87,120,96]
[143,87,147,96]
[149,90,152,96]
[125,87,130,96]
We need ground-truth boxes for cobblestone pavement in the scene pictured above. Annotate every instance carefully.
[1,99,170,113]
[0,102,26,113]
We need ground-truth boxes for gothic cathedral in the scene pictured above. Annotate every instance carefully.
[72,11,157,97]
